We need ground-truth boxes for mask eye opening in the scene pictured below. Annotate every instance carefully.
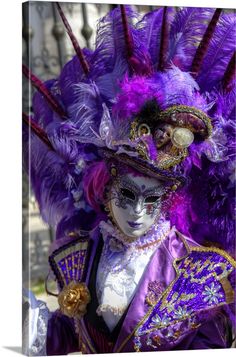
[144,195,160,204]
[120,188,136,200]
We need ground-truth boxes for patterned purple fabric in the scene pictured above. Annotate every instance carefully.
[86,321,114,353]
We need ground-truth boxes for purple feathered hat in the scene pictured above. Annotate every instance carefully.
[23,4,235,253]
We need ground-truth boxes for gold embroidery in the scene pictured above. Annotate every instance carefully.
[160,291,197,313]
[153,335,161,345]
[115,276,179,352]
[191,246,236,268]
[180,267,234,284]
[190,323,201,329]
[145,292,158,306]
[174,331,181,338]
[220,277,235,304]
[160,291,178,311]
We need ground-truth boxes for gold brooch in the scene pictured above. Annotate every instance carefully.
[58,281,91,318]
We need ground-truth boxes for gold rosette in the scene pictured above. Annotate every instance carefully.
[58,281,91,318]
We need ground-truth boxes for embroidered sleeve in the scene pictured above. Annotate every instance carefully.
[133,247,236,351]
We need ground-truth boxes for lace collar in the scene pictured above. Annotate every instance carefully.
[99,218,171,250]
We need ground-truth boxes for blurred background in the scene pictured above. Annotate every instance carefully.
[22,1,159,309]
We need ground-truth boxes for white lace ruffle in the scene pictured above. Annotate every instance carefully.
[22,289,50,356]
[96,220,171,332]
[96,304,126,316]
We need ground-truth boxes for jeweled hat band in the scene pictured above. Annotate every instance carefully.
[99,148,185,190]
[158,105,212,137]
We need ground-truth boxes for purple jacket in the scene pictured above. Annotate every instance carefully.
[47,227,235,354]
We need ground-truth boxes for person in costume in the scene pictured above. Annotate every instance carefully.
[22,3,236,355]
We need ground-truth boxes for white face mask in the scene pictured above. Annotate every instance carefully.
[109,173,166,238]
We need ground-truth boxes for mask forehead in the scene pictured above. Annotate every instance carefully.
[119,173,166,195]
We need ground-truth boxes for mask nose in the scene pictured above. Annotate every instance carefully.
[133,200,143,216]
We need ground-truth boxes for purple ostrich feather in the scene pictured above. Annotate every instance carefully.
[22,64,67,118]
[197,13,236,91]
[56,2,90,75]
[222,51,236,92]
[158,6,169,71]
[23,113,54,151]
[191,9,222,78]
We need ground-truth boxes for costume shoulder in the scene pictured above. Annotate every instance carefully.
[133,243,236,351]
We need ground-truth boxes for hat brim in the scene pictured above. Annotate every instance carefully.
[100,148,186,187]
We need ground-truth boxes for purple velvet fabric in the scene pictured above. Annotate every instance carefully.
[46,311,78,355]
[173,313,231,350]
[46,228,232,354]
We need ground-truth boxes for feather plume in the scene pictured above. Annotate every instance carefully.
[24,126,89,227]
[90,5,152,78]
[170,84,236,254]
[210,86,236,121]
[59,51,93,109]
[67,81,105,146]
[222,51,236,92]
[22,64,67,118]
[120,5,134,59]
[23,113,54,150]
[94,57,127,99]
[137,8,172,69]
[191,9,222,77]
[158,7,169,71]
[32,79,64,129]
[24,5,236,257]
[168,7,214,71]
[197,13,236,91]
[56,2,89,75]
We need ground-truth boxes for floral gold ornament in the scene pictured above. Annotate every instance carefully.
[58,281,91,318]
